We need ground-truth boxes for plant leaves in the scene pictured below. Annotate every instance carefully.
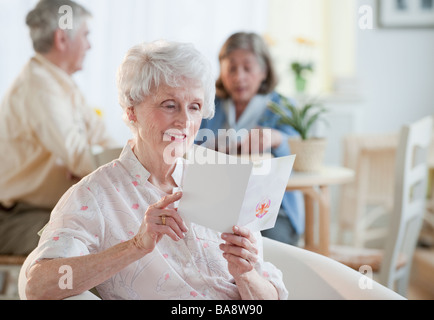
[268,97,327,140]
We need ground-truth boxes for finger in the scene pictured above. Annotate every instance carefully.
[233,226,257,245]
[153,224,183,242]
[153,192,183,209]
[223,251,255,268]
[219,243,258,264]
[145,213,184,242]
[161,208,188,233]
[221,229,258,258]
[147,208,188,237]
[222,226,257,247]
[222,251,256,272]
[160,213,187,239]
[221,234,256,254]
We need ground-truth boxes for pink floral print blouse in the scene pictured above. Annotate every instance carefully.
[29,144,288,300]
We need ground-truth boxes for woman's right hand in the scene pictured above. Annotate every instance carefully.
[132,191,187,253]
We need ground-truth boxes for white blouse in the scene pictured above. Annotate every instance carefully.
[30,144,288,300]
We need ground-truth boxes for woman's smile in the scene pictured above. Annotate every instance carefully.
[164,131,187,142]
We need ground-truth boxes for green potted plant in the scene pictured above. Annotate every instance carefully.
[291,62,313,93]
[291,37,316,93]
[268,96,328,172]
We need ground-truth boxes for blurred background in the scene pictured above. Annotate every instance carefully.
[1,0,433,160]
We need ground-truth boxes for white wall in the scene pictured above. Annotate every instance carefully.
[267,0,434,166]
[356,0,434,134]
[0,0,269,146]
[2,0,433,148]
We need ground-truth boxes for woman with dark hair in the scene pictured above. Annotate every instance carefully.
[200,32,304,246]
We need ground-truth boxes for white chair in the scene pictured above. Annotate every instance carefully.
[18,236,403,300]
[378,116,433,294]
[262,237,403,300]
[333,116,434,297]
[17,141,404,300]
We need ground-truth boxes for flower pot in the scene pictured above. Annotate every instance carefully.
[288,137,327,172]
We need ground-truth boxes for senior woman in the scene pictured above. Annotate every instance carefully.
[24,40,288,300]
[199,32,304,246]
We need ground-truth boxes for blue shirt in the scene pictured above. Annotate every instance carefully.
[198,92,305,234]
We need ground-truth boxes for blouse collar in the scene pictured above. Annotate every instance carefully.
[118,142,184,190]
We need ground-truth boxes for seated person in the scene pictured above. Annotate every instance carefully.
[0,0,117,256]
[199,32,304,245]
[24,40,288,300]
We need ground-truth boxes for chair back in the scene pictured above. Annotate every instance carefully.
[91,147,123,169]
[378,115,433,296]
[338,133,398,247]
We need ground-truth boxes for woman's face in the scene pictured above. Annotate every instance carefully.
[132,81,204,163]
[220,49,266,107]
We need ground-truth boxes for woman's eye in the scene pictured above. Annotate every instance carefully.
[190,104,201,111]
[162,103,176,110]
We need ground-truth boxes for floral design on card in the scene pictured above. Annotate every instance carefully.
[255,199,271,219]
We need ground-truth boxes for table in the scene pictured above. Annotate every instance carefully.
[286,166,354,256]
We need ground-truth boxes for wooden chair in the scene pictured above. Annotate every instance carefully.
[337,132,398,247]
[332,115,434,297]
[0,255,27,299]
[419,133,434,247]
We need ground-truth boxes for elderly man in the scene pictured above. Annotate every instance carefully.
[0,0,117,255]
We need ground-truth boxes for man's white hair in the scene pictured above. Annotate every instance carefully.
[26,0,91,53]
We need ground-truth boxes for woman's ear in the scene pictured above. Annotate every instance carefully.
[127,107,137,123]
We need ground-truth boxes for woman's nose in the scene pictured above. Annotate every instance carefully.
[174,108,191,127]
[233,68,246,82]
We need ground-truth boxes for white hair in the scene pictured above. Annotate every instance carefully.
[116,40,216,123]
[25,0,91,53]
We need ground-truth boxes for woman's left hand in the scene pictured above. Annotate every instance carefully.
[220,226,259,279]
